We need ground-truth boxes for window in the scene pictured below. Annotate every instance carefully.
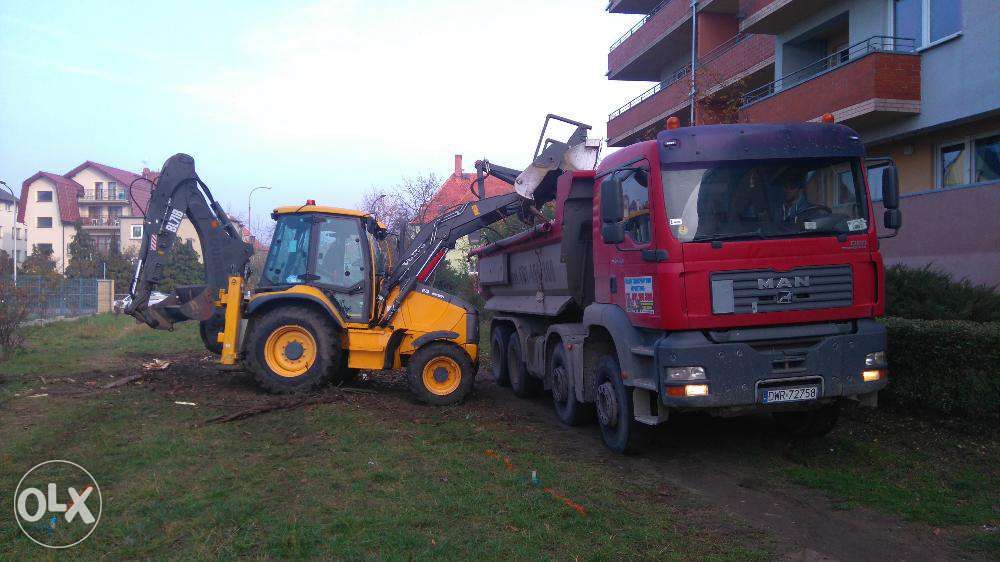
[131,225,143,239]
[936,132,1000,188]
[892,0,961,47]
[107,181,118,199]
[620,169,651,245]
[37,217,53,228]
[662,158,869,243]
[37,190,53,202]
[36,243,53,254]
[974,134,1000,183]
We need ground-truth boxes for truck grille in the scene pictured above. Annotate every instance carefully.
[711,265,853,314]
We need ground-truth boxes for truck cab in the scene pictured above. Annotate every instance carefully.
[479,122,901,453]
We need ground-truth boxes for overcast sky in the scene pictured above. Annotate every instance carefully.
[0,0,647,225]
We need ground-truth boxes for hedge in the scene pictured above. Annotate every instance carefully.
[885,264,1000,322]
[882,317,1000,421]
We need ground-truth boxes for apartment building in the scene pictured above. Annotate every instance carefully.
[606,0,1000,284]
[0,190,27,264]
[18,161,202,272]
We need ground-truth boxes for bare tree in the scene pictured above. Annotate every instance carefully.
[358,172,442,230]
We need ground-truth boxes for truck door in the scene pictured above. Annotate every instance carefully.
[604,166,663,327]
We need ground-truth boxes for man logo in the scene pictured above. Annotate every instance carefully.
[777,290,795,304]
[757,276,810,290]
[14,460,102,549]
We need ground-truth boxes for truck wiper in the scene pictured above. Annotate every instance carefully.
[691,230,765,242]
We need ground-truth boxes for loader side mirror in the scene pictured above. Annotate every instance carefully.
[600,173,625,244]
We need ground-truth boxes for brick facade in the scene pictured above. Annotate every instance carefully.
[697,34,775,94]
[740,52,920,123]
[607,78,689,143]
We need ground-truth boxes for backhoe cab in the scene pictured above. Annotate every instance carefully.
[125,115,598,404]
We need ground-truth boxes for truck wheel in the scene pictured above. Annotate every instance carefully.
[773,402,841,437]
[490,325,511,387]
[507,333,541,398]
[550,345,593,426]
[595,355,643,454]
[407,342,476,406]
[244,306,338,394]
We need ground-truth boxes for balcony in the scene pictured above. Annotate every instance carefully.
[739,0,833,34]
[609,0,691,81]
[696,33,775,96]
[82,216,121,229]
[80,190,129,202]
[607,0,663,14]
[607,65,690,146]
[740,37,920,127]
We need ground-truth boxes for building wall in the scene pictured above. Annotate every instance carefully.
[117,216,203,260]
[0,200,25,261]
[22,177,77,271]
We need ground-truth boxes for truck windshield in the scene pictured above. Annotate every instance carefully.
[662,158,868,243]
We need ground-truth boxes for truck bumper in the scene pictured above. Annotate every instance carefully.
[655,320,887,410]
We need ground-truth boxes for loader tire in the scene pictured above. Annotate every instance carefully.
[407,342,475,406]
[199,316,225,355]
[244,306,338,394]
[507,333,541,398]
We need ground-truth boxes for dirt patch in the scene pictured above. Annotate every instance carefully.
[7,351,973,561]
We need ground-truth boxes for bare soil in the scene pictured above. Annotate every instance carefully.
[13,351,973,561]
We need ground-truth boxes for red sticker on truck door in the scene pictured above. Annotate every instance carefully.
[625,276,654,314]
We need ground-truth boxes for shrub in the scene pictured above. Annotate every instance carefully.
[883,317,1000,421]
[885,264,1000,322]
[0,280,29,358]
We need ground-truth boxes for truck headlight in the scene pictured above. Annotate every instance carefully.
[666,366,706,381]
[865,351,886,367]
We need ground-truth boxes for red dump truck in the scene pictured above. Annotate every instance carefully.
[474,120,901,453]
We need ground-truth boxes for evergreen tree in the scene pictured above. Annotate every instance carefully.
[159,240,203,293]
[21,245,59,277]
[106,248,138,295]
[65,229,101,278]
[0,249,13,277]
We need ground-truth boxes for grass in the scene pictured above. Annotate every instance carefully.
[0,315,771,559]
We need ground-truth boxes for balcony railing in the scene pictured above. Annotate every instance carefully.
[741,35,916,107]
[609,64,690,120]
[80,190,128,201]
[83,217,121,227]
[699,33,752,67]
[609,0,674,51]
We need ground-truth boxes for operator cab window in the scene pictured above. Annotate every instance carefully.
[262,214,312,286]
[314,216,369,320]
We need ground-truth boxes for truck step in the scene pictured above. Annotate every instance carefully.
[630,345,654,357]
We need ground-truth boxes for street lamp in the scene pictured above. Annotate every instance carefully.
[0,180,17,284]
[247,186,271,241]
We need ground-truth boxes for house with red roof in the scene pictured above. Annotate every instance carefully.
[420,155,516,271]
[18,161,202,273]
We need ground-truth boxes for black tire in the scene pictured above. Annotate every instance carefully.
[550,345,594,426]
[507,333,541,398]
[199,315,225,355]
[407,342,476,406]
[243,306,338,394]
[773,402,841,437]
[595,354,643,454]
[490,324,511,387]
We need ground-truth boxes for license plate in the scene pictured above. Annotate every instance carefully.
[761,385,819,404]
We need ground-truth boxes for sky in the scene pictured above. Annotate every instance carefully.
[0,0,648,228]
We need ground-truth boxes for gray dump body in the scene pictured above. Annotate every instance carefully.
[476,175,595,317]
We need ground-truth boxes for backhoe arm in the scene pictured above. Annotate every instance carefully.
[125,153,253,330]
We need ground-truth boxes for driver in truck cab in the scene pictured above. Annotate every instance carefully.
[781,174,812,223]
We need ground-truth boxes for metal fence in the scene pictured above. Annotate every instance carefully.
[5,275,100,320]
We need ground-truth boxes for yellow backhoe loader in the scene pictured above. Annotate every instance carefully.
[124,115,599,404]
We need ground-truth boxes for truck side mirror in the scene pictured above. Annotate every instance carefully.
[881,165,900,209]
[600,173,625,244]
[883,208,902,230]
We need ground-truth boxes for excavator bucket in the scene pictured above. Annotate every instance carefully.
[125,153,253,331]
[513,114,601,201]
